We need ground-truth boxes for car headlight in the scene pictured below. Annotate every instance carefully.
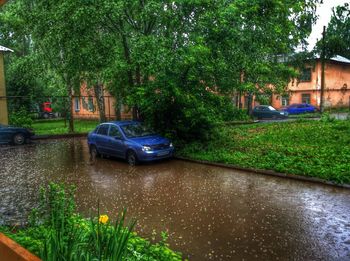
[142,146,151,151]
[169,142,173,148]
[280,112,284,115]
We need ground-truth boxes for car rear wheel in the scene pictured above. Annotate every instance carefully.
[90,145,100,159]
[127,150,138,166]
[13,133,25,145]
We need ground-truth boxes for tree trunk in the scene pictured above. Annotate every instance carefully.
[238,91,242,109]
[132,107,138,120]
[120,29,139,120]
[94,84,106,123]
[115,94,122,120]
[68,84,74,133]
[247,93,253,116]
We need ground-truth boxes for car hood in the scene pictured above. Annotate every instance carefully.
[129,136,170,146]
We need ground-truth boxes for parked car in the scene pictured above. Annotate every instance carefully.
[87,121,174,165]
[0,124,35,145]
[281,103,318,114]
[252,105,288,119]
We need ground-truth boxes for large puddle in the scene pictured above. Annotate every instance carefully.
[0,138,349,260]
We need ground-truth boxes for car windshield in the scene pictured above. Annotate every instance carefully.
[121,123,157,138]
[268,106,276,111]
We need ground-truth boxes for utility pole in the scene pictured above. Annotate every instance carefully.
[320,26,326,113]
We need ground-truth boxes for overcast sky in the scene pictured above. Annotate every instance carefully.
[307,0,348,50]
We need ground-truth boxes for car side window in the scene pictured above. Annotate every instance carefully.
[97,124,109,136]
[109,125,123,138]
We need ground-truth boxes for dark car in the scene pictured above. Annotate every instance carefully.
[282,103,317,114]
[253,105,288,119]
[0,124,35,145]
[87,121,174,166]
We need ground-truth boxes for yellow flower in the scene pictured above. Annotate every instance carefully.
[99,215,109,224]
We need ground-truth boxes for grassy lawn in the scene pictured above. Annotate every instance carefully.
[178,120,350,184]
[32,119,99,135]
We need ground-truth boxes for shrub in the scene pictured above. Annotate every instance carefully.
[9,107,33,128]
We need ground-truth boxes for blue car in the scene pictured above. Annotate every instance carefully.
[282,103,318,114]
[87,121,174,165]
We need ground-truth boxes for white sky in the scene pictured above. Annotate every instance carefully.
[307,0,349,50]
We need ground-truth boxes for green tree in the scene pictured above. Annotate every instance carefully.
[2,0,320,139]
[316,3,350,59]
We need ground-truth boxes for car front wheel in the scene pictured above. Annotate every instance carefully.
[13,133,25,145]
[126,150,138,166]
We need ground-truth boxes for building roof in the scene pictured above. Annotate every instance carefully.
[314,54,350,64]
[329,55,350,64]
[0,45,13,52]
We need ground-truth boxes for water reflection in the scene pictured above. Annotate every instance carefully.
[0,139,349,260]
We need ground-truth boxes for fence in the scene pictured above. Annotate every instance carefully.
[0,95,132,123]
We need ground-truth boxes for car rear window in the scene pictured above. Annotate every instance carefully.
[97,124,109,135]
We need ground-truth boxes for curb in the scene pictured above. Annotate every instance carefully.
[175,156,350,189]
[0,233,41,261]
[32,133,88,140]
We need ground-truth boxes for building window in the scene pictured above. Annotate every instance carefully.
[301,93,311,104]
[82,97,88,110]
[299,68,312,82]
[88,96,95,112]
[281,96,289,106]
[74,97,80,112]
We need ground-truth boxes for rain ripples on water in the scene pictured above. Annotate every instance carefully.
[0,138,349,260]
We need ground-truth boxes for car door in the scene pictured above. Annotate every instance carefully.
[259,107,269,118]
[253,107,260,118]
[266,106,278,118]
[296,104,305,114]
[95,124,110,154]
[106,125,125,158]
[305,104,314,113]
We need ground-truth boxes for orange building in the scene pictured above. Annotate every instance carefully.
[272,55,350,109]
[72,82,132,120]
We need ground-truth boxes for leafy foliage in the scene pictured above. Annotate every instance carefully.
[9,107,33,128]
[1,0,320,139]
[315,3,350,59]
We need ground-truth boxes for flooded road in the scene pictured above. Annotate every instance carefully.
[0,138,349,260]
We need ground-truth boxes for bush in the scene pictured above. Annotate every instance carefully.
[9,107,33,128]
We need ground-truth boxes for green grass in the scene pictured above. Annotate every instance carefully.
[178,120,350,184]
[32,119,99,135]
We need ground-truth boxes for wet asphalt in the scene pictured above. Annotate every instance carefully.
[0,138,349,260]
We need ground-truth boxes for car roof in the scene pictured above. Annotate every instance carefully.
[101,121,140,127]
